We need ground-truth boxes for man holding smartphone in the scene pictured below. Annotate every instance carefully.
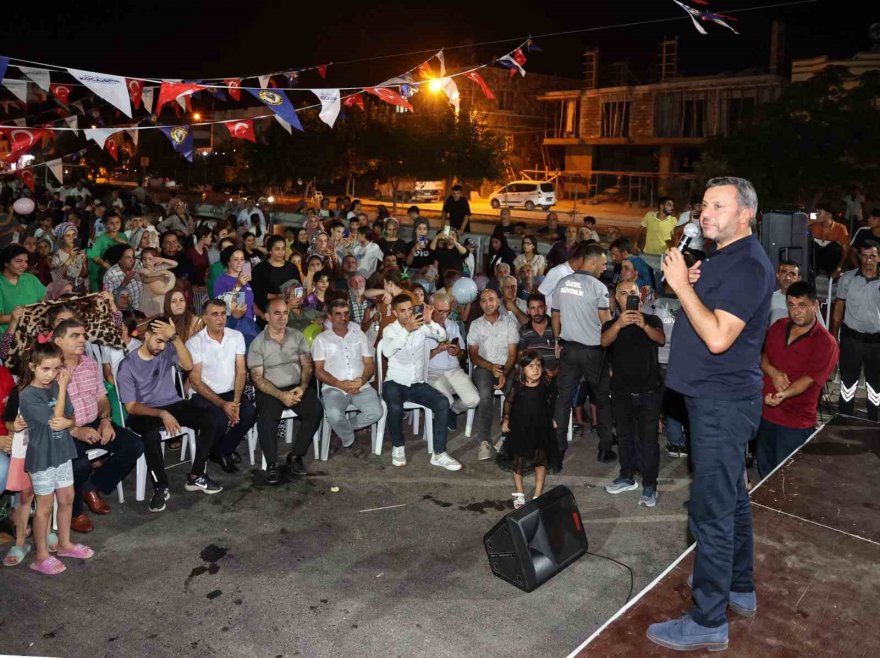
[600,281,666,507]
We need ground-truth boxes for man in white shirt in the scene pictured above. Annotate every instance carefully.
[187,299,257,473]
[350,226,383,278]
[426,292,479,427]
[769,260,825,327]
[313,299,384,458]
[467,288,519,460]
[237,198,266,235]
[381,294,462,471]
[538,257,577,317]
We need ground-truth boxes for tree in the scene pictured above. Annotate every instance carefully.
[695,67,880,209]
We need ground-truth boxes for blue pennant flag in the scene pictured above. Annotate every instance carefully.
[0,57,8,86]
[246,88,303,132]
[160,125,194,162]
[527,39,543,53]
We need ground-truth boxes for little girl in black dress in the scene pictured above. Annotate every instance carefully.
[496,350,559,509]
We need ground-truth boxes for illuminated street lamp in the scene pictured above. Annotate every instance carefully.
[428,78,444,93]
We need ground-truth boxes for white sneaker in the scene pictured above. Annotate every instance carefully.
[512,493,526,509]
[478,440,493,460]
[430,452,462,471]
[493,436,505,453]
[391,446,406,467]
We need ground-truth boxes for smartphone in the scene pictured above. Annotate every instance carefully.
[293,286,304,300]
[442,226,451,237]
[242,261,252,277]
[236,291,246,306]
[413,304,425,316]
[626,294,640,311]
[451,337,460,346]
[809,212,817,221]
[419,235,427,246]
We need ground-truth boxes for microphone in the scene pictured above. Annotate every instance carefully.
[660,221,701,284]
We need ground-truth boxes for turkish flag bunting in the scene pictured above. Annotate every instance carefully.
[222,119,256,143]
[156,81,204,114]
[225,79,241,101]
[416,63,434,80]
[365,87,413,112]
[464,71,496,101]
[16,168,35,192]
[50,83,72,105]
[105,136,119,161]
[127,79,144,108]
[317,65,327,79]
[343,93,364,111]
[513,48,527,67]
[0,128,46,162]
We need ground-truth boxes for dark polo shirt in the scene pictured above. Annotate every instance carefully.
[761,318,839,429]
[667,234,775,399]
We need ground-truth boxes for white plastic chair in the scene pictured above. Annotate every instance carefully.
[52,446,126,531]
[317,381,387,459]
[464,360,506,438]
[375,339,434,454]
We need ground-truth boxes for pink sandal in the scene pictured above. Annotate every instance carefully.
[56,543,94,560]
[30,556,66,575]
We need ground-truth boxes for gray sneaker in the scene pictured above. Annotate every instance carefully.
[477,440,493,460]
[605,477,639,494]
[639,486,657,507]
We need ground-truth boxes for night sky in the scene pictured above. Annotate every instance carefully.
[3,1,877,86]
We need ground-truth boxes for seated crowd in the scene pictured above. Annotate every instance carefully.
[0,180,873,576]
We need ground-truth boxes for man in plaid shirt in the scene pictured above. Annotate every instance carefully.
[102,244,143,311]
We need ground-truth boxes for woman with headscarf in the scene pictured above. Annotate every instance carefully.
[51,222,88,293]
[484,229,517,277]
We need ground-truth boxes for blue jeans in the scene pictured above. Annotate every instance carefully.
[686,395,761,627]
[381,381,449,453]
[755,418,813,479]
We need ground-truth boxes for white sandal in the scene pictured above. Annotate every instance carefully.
[512,493,526,509]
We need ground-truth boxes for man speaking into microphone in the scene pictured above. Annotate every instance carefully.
[647,177,774,652]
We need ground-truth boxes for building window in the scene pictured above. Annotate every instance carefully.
[682,99,706,137]
[727,97,756,132]
[601,100,630,137]
[498,90,515,111]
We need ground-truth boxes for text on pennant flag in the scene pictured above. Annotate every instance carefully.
[68,68,133,118]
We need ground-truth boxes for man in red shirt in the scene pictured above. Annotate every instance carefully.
[757,281,838,478]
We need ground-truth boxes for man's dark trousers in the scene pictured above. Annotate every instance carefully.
[190,391,257,457]
[686,395,761,628]
[554,342,612,452]
[71,421,144,516]
[254,386,323,464]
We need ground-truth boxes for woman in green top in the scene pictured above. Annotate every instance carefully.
[0,244,47,332]
[87,212,129,291]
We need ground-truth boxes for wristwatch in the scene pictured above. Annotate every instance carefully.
[99,414,111,421]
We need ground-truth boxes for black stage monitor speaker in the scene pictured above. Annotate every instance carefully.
[760,211,810,274]
[483,485,588,592]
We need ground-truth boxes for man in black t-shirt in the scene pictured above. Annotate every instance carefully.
[442,185,471,232]
[600,280,666,507]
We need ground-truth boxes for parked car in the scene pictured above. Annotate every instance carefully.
[489,181,556,211]
[411,180,444,202]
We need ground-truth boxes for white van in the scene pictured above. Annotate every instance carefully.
[489,181,555,211]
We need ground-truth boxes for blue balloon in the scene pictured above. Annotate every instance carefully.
[451,277,478,305]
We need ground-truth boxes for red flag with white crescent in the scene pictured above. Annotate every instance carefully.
[105,136,119,161]
[343,93,365,111]
[50,83,72,105]
[156,81,204,114]
[365,87,413,112]
[15,168,35,192]
[0,128,46,162]
[317,65,328,79]
[127,79,144,108]
[463,71,496,101]
[513,48,527,68]
[223,119,256,143]
[225,79,241,101]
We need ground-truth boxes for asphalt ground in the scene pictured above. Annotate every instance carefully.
[1,418,694,658]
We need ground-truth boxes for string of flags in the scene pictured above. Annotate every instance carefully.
[672,0,739,35]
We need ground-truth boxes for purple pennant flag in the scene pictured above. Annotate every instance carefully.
[0,57,8,86]
[246,87,303,132]
[160,125,194,162]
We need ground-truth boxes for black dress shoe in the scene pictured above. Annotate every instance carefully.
[265,462,280,484]
[286,454,308,477]
[230,451,242,464]
[597,449,617,464]
[209,453,239,474]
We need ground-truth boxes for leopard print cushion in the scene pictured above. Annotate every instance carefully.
[4,294,125,368]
